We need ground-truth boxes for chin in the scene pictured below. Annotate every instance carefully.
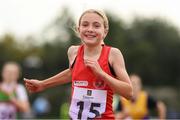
[84,41,98,46]
[84,38,100,44]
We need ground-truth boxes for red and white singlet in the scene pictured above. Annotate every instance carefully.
[69,45,115,119]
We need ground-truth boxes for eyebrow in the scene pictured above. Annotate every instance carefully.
[81,21,101,24]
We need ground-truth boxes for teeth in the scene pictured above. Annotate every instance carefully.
[87,36,94,38]
[86,35,95,38]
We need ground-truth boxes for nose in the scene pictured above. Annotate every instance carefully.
[87,25,94,32]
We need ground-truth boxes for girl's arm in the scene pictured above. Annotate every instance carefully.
[24,45,79,93]
[10,97,30,112]
[24,69,72,93]
[10,86,30,112]
[84,48,133,100]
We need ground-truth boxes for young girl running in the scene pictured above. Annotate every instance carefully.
[24,9,133,119]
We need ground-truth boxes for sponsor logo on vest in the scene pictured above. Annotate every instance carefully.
[93,80,106,89]
[74,81,88,86]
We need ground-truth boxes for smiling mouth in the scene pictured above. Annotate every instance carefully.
[85,34,96,39]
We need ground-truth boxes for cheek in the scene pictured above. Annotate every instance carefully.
[97,28,105,35]
[96,34,101,39]
[96,32,104,39]
[80,33,85,40]
[79,29,85,37]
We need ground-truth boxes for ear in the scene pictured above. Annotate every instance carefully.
[104,29,108,38]
[76,27,80,38]
[77,26,80,33]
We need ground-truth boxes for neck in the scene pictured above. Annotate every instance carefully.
[84,44,102,58]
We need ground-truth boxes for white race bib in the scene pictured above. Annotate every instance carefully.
[69,87,107,119]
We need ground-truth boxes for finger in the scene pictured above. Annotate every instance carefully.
[84,59,96,63]
[84,61,95,66]
[85,59,96,61]
[24,79,36,84]
[25,83,36,88]
[24,78,31,81]
[24,79,32,83]
[85,60,95,65]
[25,82,37,89]
[27,86,37,92]
[86,60,99,66]
[25,81,34,87]
[26,84,36,89]
[84,61,91,66]
[85,63,95,68]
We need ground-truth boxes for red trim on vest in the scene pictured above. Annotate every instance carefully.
[71,45,115,119]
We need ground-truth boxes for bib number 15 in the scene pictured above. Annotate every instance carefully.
[77,101,101,119]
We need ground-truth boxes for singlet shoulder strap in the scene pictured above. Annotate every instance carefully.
[102,45,116,76]
[70,45,84,69]
[100,45,111,61]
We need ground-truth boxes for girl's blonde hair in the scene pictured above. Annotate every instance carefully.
[74,9,109,38]
[78,9,109,31]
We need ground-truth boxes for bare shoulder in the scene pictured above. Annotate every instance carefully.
[109,47,125,66]
[109,47,124,59]
[68,45,79,56]
[67,45,80,64]
[110,47,122,55]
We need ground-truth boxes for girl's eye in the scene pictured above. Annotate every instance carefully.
[95,25,100,28]
[94,23,101,28]
[82,24,88,27]
[81,22,88,27]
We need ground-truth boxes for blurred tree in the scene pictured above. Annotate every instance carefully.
[124,18,180,86]
[0,34,23,63]
[1,8,180,118]
[102,13,180,86]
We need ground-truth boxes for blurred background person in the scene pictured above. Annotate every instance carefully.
[115,74,166,120]
[32,95,51,118]
[0,62,30,119]
[1,1,180,118]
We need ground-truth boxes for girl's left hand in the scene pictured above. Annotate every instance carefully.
[84,59,104,77]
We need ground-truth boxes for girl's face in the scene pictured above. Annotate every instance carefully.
[78,12,107,46]
[2,64,19,83]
